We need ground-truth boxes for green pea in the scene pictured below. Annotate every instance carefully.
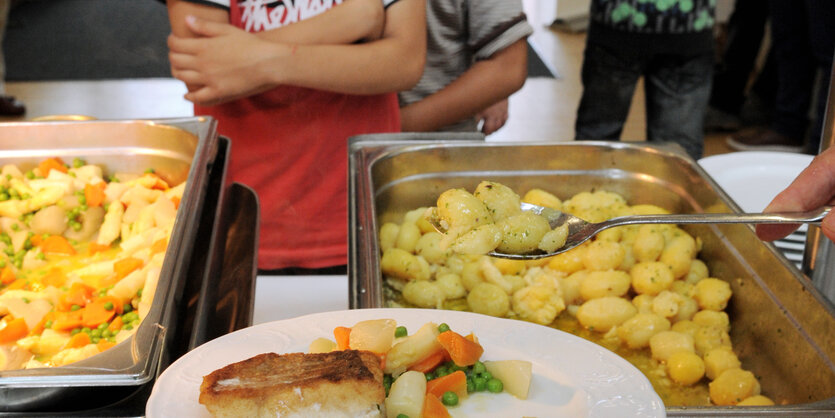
[396,415,409,418]
[473,377,487,392]
[122,303,132,313]
[102,329,112,338]
[437,323,451,333]
[70,327,81,336]
[472,361,486,375]
[10,223,19,231]
[487,378,503,393]
[394,326,407,338]
[25,171,35,179]
[44,320,53,329]
[481,371,493,381]
[441,391,459,406]
[103,301,114,311]
[91,336,100,344]
[91,329,102,338]
[97,322,109,331]
[82,327,92,334]
[0,192,8,201]
[70,304,81,311]
[72,157,85,168]
[466,378,475,393]
[107,336,116,343]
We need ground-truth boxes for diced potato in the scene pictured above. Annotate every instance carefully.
[484,360,532,399]
[349,319,397,354]
[308,338,336,354]
[384,322,441,375]
[385,371,426,418]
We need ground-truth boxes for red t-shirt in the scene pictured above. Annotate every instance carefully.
[195,1,401,270]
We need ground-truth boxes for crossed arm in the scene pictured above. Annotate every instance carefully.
[400,39,528,134]
[166,0,426,105]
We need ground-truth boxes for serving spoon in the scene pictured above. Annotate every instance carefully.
[430,203,831,260]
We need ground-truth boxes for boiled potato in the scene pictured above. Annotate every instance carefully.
[709,368,761,406]
[617,313,671,349]
[467,283,510,317]
[414,232,447,265]
[666,351,705,386]
[473,181,522,222]
[380,248,430,281]
[385,370,426,418]
[538,224,569,253]
[694,278,732,311]
[308,337,336,353]
[484,360,532,399]
[402,280,444,308]
[649,331,695,362]
[579,270,631,300]
[384,323,442,375]
[576,296,637,332]
[630,261,674,295]
[582,240,625,271]
[349,319,396,353]
[521,188,562,210]
[633,225,666,262]
[451,224,502,255]
[395,222,421,253]
[496,212,550,254]
[703,347,742,380]
[437,188,493,233]
[737,395,775,406]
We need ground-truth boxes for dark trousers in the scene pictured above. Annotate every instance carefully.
[710,0,770,116]
[768,0,835,153]
[575,42,713,160]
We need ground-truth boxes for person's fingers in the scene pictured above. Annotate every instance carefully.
[168,52,200,72]
[167,35,205,55]
[171,69,205,86]
[823,211,835,242]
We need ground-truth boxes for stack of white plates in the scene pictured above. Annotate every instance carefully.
[698,151,814,268]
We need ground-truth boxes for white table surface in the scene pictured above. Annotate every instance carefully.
[252,275,350,325]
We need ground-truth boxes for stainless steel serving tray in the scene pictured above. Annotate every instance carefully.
[0,117,219,409]
[348,135,835,415]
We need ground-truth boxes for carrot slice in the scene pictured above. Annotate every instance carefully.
[426,370,468,400]
[0,266,15,285]
[333,326,351,351]
[65,331,91,349]
[83,182,107,207]
[42,268,67,288]
[0,317,29,344]
[437,330,484,367]
[423,393,451,418]
[150,238,168,255]
[408,348,447,373]
[38,157,68,176]
[88,242,111,255]
[114,257,143,280]
[108,316,123,332]
[82,296,122,328]
[39,235,76,255]
[96,339,116,352]
[59,282,95,311]
[51,310,83,331]
[29,311,55,336]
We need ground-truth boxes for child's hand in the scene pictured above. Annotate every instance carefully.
[168,15,286,105]
[476,99,509,135]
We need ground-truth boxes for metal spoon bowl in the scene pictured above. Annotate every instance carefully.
[429,203,831,260]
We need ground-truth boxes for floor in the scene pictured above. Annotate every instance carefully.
[1,4,733,157]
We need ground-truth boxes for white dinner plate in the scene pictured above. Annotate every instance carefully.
[146,308,665,418]
[698,151,813,213]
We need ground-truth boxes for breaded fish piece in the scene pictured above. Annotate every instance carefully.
[199,350,385,417]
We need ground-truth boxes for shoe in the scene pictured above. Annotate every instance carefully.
[0,95,26,116]
[726,128,805,153]
[704,106,742,132]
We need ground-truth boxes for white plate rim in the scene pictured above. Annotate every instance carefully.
[146,308,665,418]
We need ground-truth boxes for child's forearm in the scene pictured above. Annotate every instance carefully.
[401,39,528,132]
[256,0,385,45]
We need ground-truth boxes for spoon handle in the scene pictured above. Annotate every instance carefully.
[600,207,831,228]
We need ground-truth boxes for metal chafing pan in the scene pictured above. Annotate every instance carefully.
[0,117,219,411]
[348,135,835,416]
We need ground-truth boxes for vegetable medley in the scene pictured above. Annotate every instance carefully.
[309,319,533,418]
[379,181,775,407]
[0,157,184,370]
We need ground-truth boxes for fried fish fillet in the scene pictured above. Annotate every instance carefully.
[199,350,385,417]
